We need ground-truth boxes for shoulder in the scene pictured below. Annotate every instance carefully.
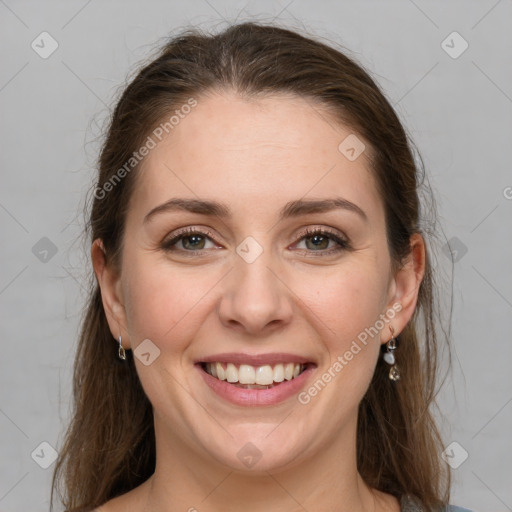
[89,499,126,512]
[89,498,125,512]
[89,478,151,512]
[90,502,121,512]
[400,495,473,512]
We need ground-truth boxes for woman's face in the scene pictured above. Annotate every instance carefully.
[96,90,420,473]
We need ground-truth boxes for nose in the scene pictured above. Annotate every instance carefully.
[217,248,293,336]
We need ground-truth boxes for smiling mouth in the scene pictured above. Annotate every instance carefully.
[200,362,310,389]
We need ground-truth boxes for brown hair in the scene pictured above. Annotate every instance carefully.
[51,20,451,511]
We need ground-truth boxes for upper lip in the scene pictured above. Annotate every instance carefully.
[196,352,315,367]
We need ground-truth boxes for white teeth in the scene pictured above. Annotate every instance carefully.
[215,362,225,380]
[255,365,274,385]
[204,362,305,385]
[239,364,256,384]
[284,363,294,381]
[225,363,238,383]
[273,364,285,382]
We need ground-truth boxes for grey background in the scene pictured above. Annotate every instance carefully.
[1,1,511,511]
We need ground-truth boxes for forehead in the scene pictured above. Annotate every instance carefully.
[130,91,383,224]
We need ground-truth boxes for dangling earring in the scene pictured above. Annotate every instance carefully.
[383,325,400,381]
[117,335,126,361]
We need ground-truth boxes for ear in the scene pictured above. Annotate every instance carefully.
[91,239,131,349]
[380,232,426,344]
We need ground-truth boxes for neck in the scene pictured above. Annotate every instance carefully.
[143,416,378,512]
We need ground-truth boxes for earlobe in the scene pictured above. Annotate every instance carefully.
[91,239,131,349]
[382,233,426,343]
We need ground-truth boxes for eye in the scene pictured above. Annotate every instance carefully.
[293,228,350,255]
[161,227,219,253]
[161,226,351,256]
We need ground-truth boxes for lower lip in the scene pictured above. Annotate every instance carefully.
[196,364,316,406]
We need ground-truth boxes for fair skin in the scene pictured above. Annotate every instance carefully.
[92,90,425,512]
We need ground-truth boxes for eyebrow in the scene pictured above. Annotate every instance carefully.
[143,197,368,224]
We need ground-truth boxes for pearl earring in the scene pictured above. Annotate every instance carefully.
[383,326,400,381]
[117,335,126,360]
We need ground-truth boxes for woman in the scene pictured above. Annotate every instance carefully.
[51,21,472,512]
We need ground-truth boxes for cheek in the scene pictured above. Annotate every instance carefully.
[122,254,219,350]
[295,262,389,343]
[289,266,388,422]
[122,252,173,341]
[292,262,389,396]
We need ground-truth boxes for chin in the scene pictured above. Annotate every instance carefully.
[199,425,310,474]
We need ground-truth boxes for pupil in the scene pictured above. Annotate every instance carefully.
[185,235,204,249]
[307,235,328,250]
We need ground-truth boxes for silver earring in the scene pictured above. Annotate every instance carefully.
[383,326,400,381]
[117,335,126,361]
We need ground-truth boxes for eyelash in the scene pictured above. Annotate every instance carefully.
[161,226,351,257]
